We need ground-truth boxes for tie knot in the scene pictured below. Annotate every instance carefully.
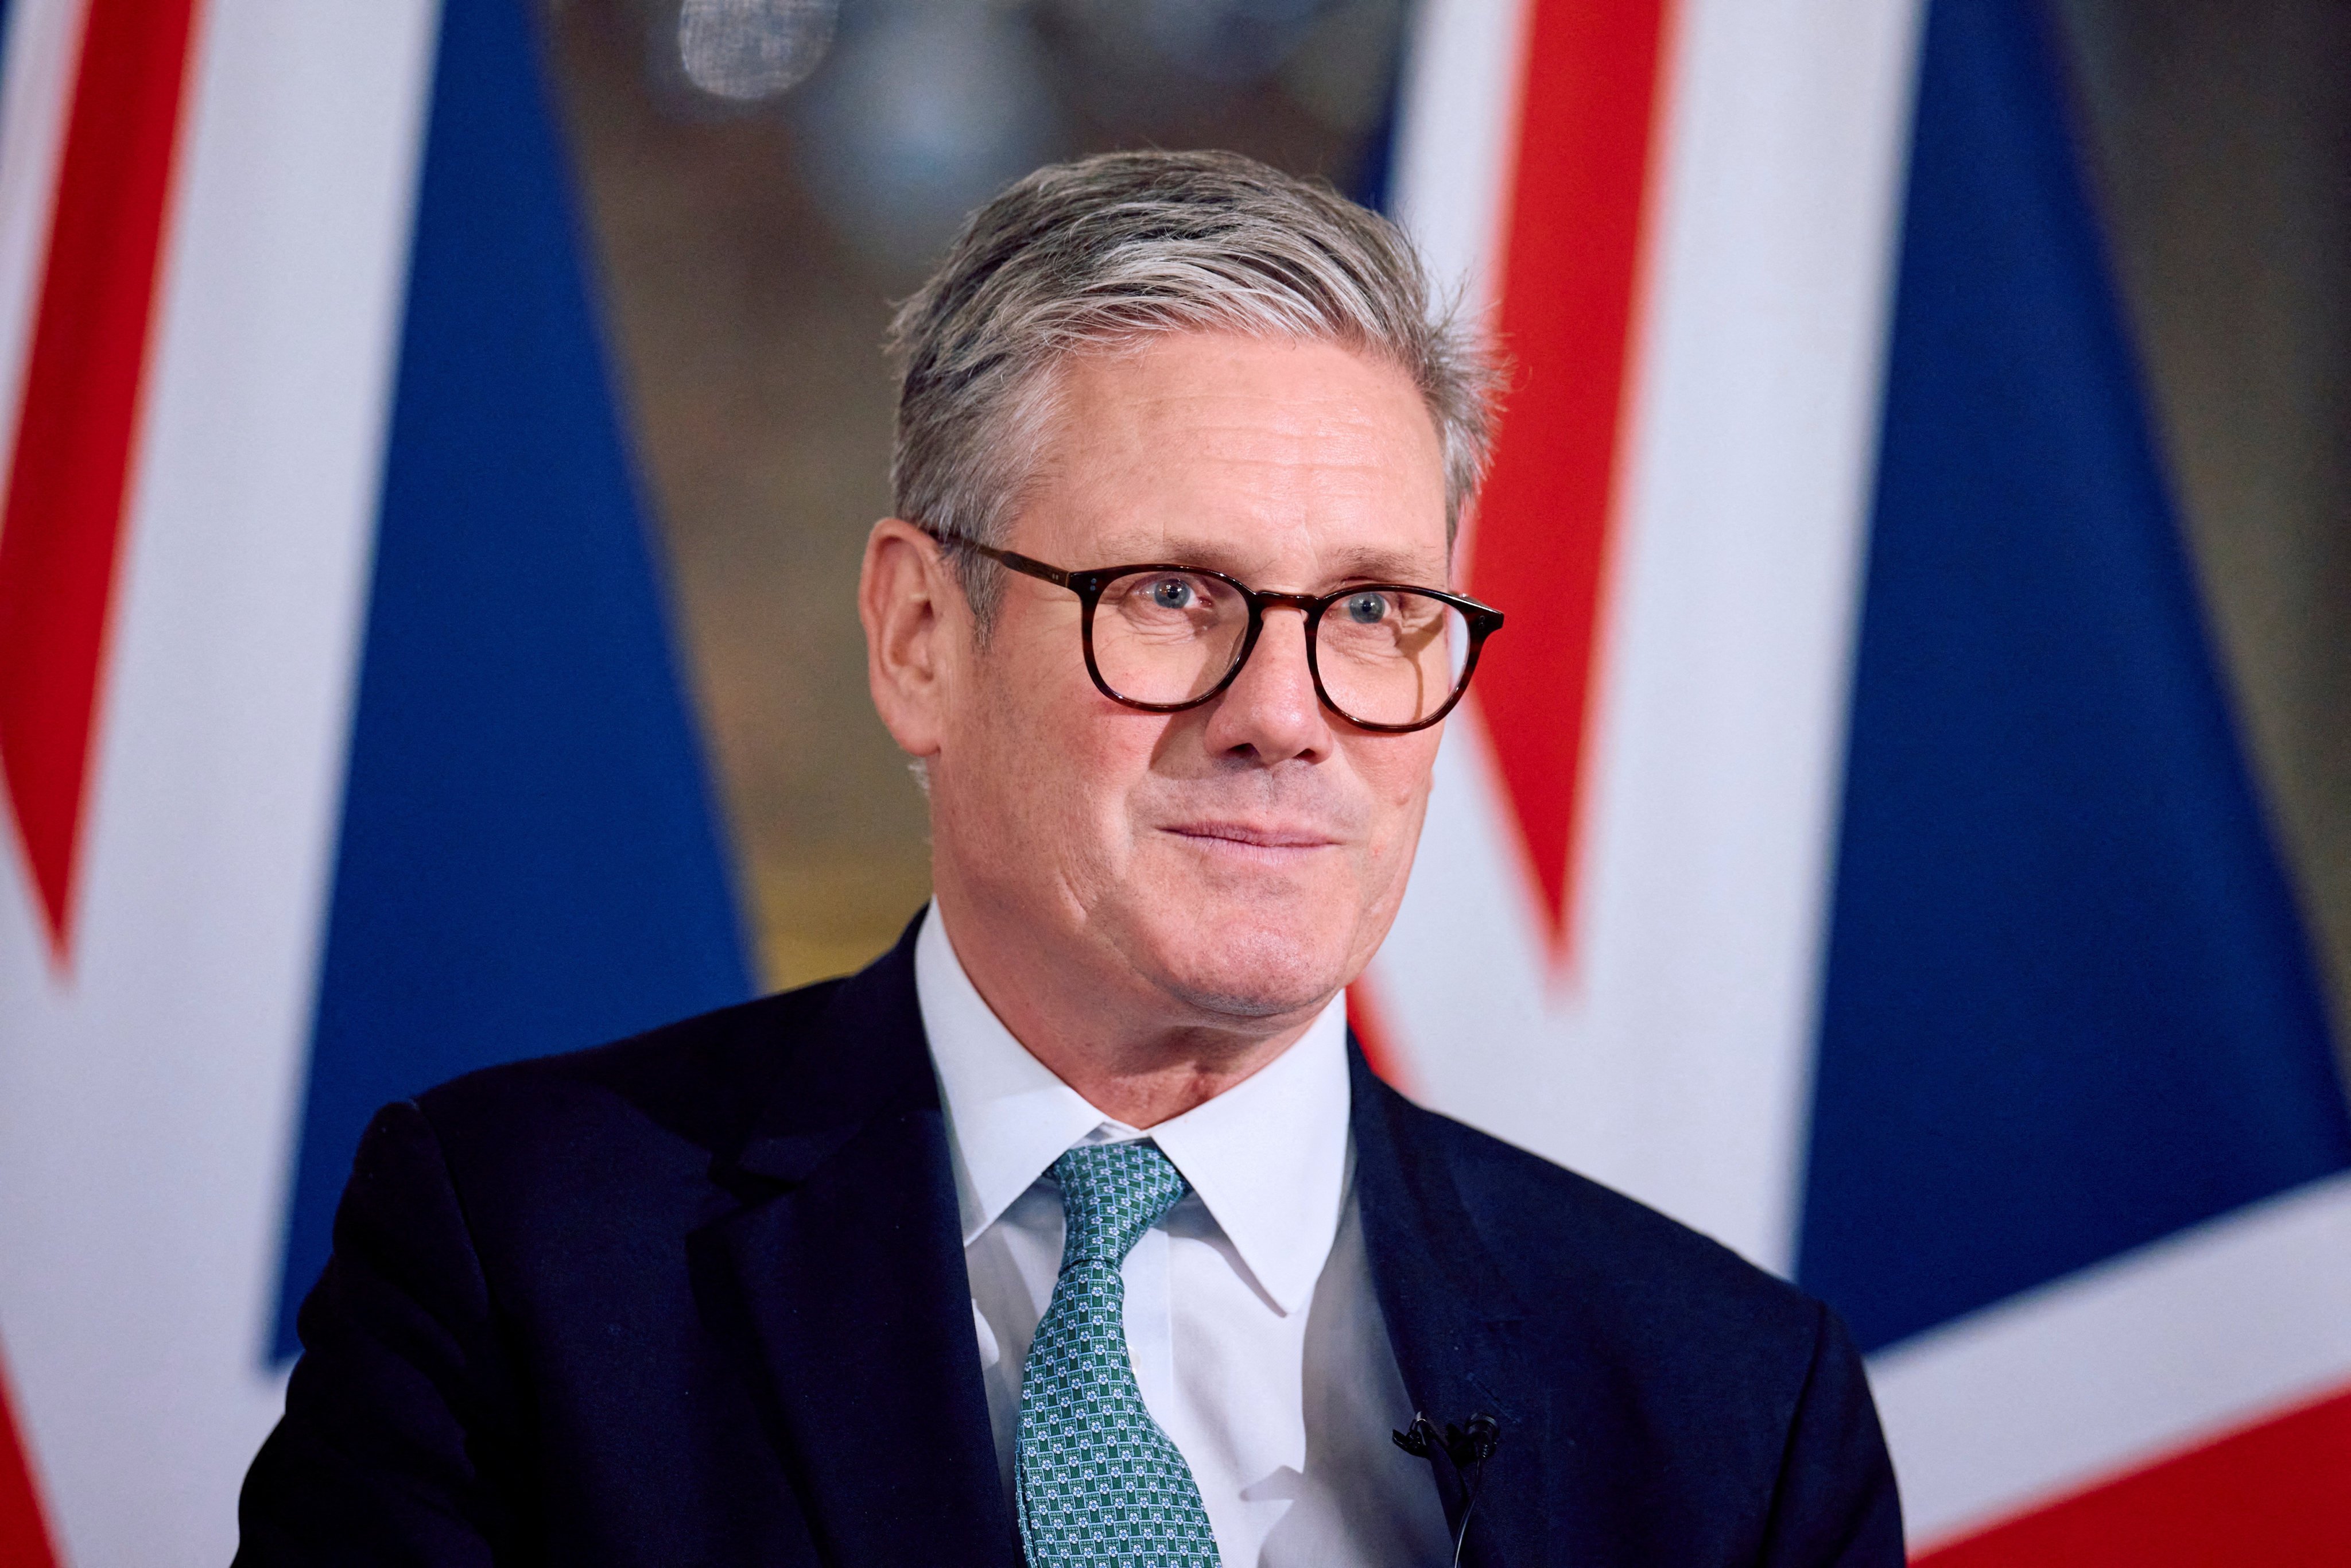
[1050,1142,1189,1268]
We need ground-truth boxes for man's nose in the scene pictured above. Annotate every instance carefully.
[1200,606,1333,764]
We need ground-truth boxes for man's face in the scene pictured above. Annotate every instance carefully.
[925,331,1451,1025]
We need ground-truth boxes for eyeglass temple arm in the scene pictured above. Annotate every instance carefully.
[960,540,1073,590]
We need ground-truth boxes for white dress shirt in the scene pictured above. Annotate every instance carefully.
[915,907,1452,1567]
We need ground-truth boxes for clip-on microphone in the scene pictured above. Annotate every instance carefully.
[1392,1410,1500,1565]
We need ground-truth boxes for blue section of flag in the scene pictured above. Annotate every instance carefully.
[1799,0,2351,1356]
[271,0,754,1361]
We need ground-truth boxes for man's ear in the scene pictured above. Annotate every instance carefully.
[860,518,962,761]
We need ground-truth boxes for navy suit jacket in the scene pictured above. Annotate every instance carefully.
[236,918,1902,1566]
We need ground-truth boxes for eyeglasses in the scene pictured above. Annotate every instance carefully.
[952,541,1504,734]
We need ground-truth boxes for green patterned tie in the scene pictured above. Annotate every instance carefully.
[1015,1142,1221,1568]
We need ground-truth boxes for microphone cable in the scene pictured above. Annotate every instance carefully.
[1391,1411,1500,1566]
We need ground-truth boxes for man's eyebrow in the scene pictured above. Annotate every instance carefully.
[1095,537,1448,587]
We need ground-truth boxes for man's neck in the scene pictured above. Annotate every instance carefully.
[926,898,1326,1129]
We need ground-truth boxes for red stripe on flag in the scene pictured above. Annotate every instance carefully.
[0,0,205,958]
[1346,975,1411,1093]
[1466,0,1676,960]
[1917,1381,2351,1567]
[0,1350,59,1568]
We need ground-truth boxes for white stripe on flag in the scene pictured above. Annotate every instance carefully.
[1389,0,1531,335]
[1870,1170,2351,1549]
[0,2,441,1562]
[1371,0,1923,1271]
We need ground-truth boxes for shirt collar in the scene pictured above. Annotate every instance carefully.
[915,903,1353,1315]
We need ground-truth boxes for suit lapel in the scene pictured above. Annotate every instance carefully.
[1351,1044,1555,1568]
[693,921,1017,1568]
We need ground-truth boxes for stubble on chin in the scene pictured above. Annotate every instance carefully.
[1092,860,1361,1025]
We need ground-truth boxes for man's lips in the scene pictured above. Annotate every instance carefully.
[1162,821,1344,851]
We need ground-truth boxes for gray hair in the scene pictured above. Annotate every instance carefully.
[885,149,1502,616]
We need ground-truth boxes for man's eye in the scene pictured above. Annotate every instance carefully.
[1344,592,1390,624]
[1150,577,1196,610]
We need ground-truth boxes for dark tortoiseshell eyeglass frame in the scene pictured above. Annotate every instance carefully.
[949,538,1505,735]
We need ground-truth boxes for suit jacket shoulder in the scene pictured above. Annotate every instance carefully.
[240,931,1013,1568]
[1352,1062,1901,1567]
[413,978,847,1183]
[1388,1081,1821,1343]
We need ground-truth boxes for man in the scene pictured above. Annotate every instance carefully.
[238,151,1900,1566]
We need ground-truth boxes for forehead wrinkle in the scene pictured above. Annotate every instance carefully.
[1049,445,1434,561]
[1102,393,1411,474]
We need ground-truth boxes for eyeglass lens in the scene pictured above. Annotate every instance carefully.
[1091,570,1473,727]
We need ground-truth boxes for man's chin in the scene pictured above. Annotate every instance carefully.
[1122,917,1353,1024]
